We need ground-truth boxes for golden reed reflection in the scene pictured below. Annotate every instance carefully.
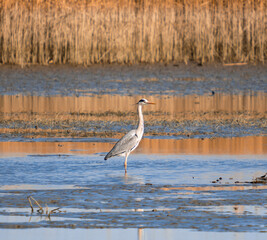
[0,136,266,157]
[0,93,266,121]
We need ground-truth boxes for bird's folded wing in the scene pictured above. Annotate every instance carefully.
[106,130,139,158]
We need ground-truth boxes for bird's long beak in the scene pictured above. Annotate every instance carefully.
[147,102,155,104]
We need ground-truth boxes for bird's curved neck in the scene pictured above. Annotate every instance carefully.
[137,104,144,136]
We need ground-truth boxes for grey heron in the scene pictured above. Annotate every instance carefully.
[104,98,155,173]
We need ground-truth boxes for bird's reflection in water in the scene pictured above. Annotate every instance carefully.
[105,171,145,185]
[123,173,145,185]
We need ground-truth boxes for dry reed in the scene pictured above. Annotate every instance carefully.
[0,0,266,65]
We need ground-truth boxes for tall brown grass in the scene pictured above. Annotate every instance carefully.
[0,0,266,65]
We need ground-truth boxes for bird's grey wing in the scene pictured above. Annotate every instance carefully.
[104,130,139,160]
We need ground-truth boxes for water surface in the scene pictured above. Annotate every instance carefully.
[2,228,266,240]
[0,64,266,96]
[0,142,266,231]
[0,64,266,238]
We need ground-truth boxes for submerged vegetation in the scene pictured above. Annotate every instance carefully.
[0,0,266,65]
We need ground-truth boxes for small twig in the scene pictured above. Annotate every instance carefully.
[45,204,49,215]
[27,196,61,219]
[27,196,34,213]
[27,196,44,214]
[50,207,61,214]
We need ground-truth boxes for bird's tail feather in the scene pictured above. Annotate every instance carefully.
[104,150,125,160]
[104,152,111,160]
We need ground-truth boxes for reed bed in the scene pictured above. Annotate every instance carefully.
[0,0,266,65]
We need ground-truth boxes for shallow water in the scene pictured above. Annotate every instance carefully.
[0,64,266,238]
[0,64,266,96]
[1,153,266,186]
[2,228,266,240]
[0,143,266,231]
[1,93,266,117]
[0,136,266,156]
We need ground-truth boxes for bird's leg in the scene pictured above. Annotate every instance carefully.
[124,153,128,173]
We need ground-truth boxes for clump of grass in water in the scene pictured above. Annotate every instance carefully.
[0,0,266,65]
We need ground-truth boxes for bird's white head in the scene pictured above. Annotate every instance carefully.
[137,98,155,105]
